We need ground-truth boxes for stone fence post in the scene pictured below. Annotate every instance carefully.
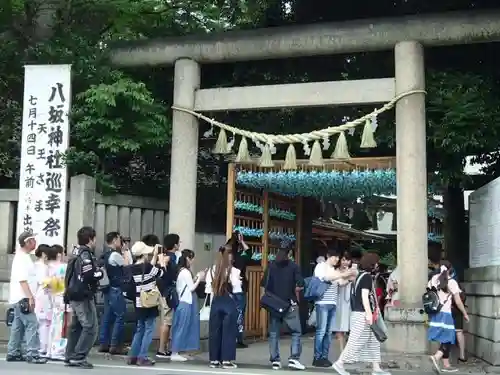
[66,175,96,251]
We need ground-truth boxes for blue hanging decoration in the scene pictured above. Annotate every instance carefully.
[269,231,296,242]
[236,169,396,200]
[428,233,444,244]
[232,225,297,243]
[233,226,264,238]
[234,201,296,220]
[428,206,444,220]
[252,252,262,261]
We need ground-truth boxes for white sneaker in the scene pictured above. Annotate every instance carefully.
[222,361,238,369]
[332,362,351,375]
[272,361,282,370]
[170,353,188,362]
[288,359,306,370]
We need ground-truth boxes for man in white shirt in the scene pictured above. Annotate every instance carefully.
[7,231,47,364]
[313,249,355,368]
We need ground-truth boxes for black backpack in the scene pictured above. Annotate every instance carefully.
[64,254,87,303]
[422,287,450,315]
[97,250,112,293]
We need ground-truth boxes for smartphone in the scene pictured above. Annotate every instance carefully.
[157,245,163,253]
[352,263,358,270]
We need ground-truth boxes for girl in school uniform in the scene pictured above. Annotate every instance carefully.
[428,261,469,373]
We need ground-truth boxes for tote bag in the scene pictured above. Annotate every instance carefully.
[200,294,211,321]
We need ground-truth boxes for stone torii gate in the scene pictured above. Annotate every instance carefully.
[111,10,500,352]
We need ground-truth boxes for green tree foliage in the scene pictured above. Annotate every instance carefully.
[0,0,236,194]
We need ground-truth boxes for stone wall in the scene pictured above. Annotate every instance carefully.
[463,266,500,365]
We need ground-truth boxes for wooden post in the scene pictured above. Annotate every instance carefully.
[261,190,270,338]
[226,163,236,239]
[296,196,303,266]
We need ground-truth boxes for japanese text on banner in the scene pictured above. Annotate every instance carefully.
[17,65,71,248]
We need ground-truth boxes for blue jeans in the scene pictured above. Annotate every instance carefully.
[269,306,302,362]
[7,301,40,358]
[129,317,156,359]
[233,292,246,342]
[99,288,126,347]
[314,304,336,360]
[209,295,238,362]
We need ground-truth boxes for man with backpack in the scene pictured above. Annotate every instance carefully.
[64,226,103,369]
[98,232,131,355]
[156,233,180,358]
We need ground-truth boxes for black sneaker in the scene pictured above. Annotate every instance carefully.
[313,358,329,367]
[6,354,24,362]
[324,359,333,367]
[209,361,221,368]
[237,342,248,349]
[69,360,94,369]
[26,356,48,364]
[156,351,171,358]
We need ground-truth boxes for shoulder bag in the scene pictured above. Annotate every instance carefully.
[260,264,291,318]
[369,276,388,343]
[139,262,161,308]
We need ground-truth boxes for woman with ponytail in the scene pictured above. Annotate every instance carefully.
[428,260,469,373]
[206,244,240,369]
[170,249,206,362]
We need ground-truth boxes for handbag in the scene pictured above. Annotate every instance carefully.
[260,264,291,318]
[139,262,161,308]
[304,275,329,301]
[199,294,211,321]
[370,282,388,343]
[371,309,388,343]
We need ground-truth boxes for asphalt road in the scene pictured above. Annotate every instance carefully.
[0,358,453,375]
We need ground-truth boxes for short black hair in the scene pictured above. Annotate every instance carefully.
[142,234,160,247]
[77,226,96,246]
[327,248,340,258]
[350,249,363,261]
[106,231,120,245]
[164,233,180,250]
[35,244,51,259]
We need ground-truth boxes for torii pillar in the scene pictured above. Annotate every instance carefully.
[110,10,500,353]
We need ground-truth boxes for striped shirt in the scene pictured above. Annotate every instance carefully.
[129,261,164,310]
[314,262,339,305]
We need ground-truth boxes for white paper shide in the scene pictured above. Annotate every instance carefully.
[16,65,71,247]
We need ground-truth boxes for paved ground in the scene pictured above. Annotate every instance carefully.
[0,337,494,375]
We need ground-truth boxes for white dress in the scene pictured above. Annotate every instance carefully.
[332,281,352,332]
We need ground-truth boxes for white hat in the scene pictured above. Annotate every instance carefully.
[131,241,154,256]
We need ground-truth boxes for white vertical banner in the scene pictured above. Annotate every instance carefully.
[16,65,71,248]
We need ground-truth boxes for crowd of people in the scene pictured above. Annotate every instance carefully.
[5,227,468,372]
[5,227,250,369]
